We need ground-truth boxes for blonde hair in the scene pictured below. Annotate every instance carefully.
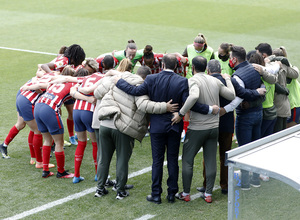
[61,65,75,76]
[84,58,99,72]
[194,33,207,44]
[117,58,132,72]
[273,46,288,57]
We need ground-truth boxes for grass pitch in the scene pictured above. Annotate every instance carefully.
[0,0,300,219]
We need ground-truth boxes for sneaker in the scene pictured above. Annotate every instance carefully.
[196,187,206,193]
[112,184,134,192]
[74,133,78,140]
[250,178,261,188]
[105,179,116,187]
[69,136,78,145]
[0,143,10,159]
[200,193,212,203]
[56,170,74,178]
[64,140,71,147]
[116,191,129,200]
[73,176,84,183]
[260,174,270,182]
[175,192,190,202]
[35,163,55,169]
[42,171,54,178]
[94,187,109,197]
[241,184,251,190]
[30,158,36,165]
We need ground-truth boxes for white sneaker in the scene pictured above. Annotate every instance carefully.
[259,174,269,182]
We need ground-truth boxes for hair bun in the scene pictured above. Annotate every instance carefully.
[128,39,135,43]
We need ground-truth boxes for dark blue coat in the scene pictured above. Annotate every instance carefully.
[116,70,209,133]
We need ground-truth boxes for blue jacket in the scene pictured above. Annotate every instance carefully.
[116,70,209,133]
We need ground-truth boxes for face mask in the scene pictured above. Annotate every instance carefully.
[218,54,229,61]
[229,58,236,68]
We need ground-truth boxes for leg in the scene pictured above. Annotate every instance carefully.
[150,133,167,198]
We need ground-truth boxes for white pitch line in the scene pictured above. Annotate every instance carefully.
[4,150,198,220]
[134,214,156,220]
[0,46,57,56]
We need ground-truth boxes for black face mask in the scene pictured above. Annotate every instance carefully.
[218,53,229,62]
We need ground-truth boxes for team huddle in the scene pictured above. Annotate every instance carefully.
[1,33,299,203]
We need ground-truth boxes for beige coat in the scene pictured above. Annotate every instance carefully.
[180,73,235,130]
[274,64,299,117]
[94,72,168,142]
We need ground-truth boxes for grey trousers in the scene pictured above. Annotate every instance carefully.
[96,126,134,192]
[182,128,218,194]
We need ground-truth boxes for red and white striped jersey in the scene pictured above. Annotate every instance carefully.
[51,55,71,72]
[174,57,188,77]
[20,73,55,104]
[95,56,119,73]
[74,73,104,112]
[37,82,76,112]
[139,53,164,74]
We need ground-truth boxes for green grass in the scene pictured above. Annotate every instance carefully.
[0,0,300,219]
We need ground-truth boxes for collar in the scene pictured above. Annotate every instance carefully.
[234,61,249,71]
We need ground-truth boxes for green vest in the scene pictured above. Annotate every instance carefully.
[287,79,300,109]
[262,79,275,109]
[186,44,213,79]
[214,52,234,76]
[114,49,144,73]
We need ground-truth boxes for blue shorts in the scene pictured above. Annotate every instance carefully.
[34,103,64,135]
[73,109,94,133]
[16,94,35,121]
[287,107,300,123]
[64,98,75,105]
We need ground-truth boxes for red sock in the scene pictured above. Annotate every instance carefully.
[42,145,51,171]
[55,151,65,173]
[67,119,74,137]
[74,141,87,177]
[183,120,189,133]
[4,125,19,145]
[28,130,35,158]
[33,134,43,163]
[92,142,98,173]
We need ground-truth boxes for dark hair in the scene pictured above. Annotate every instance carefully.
[220,43,232,55]
[192,56,207,73]
[162,54,177,70]
[143,45,154,60]
[74,68,89,77]
[230,45,246,62]
[207,59,221,73]
[126,39,137,50]
[64,44,86,67]
[246,50,256,61]
[248,53,265,66]
[102,55,115,70]
[255,43,272,56]
[59,46,68,55]
[136,66,152,80]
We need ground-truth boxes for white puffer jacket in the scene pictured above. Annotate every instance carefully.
[94,72,168,142]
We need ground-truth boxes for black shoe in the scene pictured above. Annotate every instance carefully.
[56,170,74,178]
[221,189,228,195]
[42,171,54,178]
[0,143,10,159]
[105,179,116,187]
[95,187,109,197]
[116,191,129,200]
[112,184,134,191]
[146,195,161,204]
[196,187,206,193]
[166,194,175,203]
